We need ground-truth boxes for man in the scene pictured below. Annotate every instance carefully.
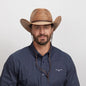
[0,8,80,86]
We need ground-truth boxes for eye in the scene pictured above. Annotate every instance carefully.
[44,25,50,29]
[35,26,40,29]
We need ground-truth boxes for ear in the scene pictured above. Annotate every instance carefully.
[29,28,32,33]
[51,27,54,32]
[30,30,33,35]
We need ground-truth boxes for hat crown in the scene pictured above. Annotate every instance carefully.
[30,8,52,23]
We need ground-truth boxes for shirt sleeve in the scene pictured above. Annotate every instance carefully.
[0,55,18,86]
[65,55,80,86]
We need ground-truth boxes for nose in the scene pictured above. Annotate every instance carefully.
[40,27,45,34]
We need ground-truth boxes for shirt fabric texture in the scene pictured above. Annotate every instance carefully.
[0,42,80,86]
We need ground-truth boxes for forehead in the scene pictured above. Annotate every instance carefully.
[32,24,51,27]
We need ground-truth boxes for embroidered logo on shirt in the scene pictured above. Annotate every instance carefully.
[56,68,63,72]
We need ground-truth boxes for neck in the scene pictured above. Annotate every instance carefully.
[33,41,51,56]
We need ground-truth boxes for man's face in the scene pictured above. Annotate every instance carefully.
[31,24,54,45]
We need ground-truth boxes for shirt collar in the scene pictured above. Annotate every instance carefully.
[29,42,53,58]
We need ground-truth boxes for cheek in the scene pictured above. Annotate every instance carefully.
[47,29,53,36]
[31,30,39,37]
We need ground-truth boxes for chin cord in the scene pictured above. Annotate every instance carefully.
[34,46,51,81]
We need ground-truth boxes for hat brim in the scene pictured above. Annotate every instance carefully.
[20,19,31,32]
[53,16,62,31]
[20,16,61,32]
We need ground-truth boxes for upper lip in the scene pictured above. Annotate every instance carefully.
[40,36,46,38]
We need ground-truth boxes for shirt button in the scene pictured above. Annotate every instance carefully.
[42,73,45,76]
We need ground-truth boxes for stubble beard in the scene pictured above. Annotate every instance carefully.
[32,33,53,45]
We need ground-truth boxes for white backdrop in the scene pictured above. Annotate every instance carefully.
[0,0,86,86]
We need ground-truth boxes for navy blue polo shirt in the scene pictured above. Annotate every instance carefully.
[0,42,80,86]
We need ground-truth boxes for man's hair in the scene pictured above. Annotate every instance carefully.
[30,24,32,28]
[51,23,54,28]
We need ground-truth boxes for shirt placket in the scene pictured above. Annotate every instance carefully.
[41,55,49,86]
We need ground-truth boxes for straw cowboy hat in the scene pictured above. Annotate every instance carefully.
[20,8,61,32]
